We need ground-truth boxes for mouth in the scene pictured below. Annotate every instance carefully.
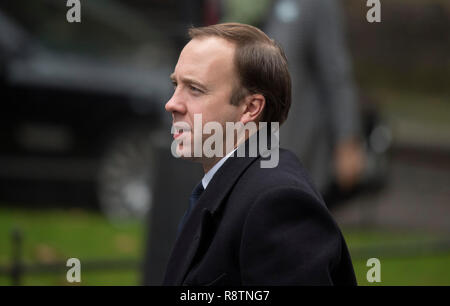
[172,124,191,139]
[174,130,184,139]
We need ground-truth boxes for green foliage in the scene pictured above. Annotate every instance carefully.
[1,208,449,285]
[342,228,450,286]
[353,254,450,286]
[0,207,144,285]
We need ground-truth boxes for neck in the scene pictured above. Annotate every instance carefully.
[201,128,256,173]
[202,156,222,174]
[201,142,240,173]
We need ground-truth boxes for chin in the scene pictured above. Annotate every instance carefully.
[176,144,198,161]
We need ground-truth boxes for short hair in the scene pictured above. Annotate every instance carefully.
[188,23,291,125]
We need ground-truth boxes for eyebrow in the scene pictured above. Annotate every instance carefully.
[170,73,208,91]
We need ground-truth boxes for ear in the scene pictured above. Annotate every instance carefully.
[239,94,265,125]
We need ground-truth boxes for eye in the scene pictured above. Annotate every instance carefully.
[189,85,202,93]
[171,81,177,89]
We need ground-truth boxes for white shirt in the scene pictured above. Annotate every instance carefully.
[201,148,237,189]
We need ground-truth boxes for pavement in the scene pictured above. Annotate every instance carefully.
[332,146,450,233]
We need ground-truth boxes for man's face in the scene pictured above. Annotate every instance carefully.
[165,37,243,161]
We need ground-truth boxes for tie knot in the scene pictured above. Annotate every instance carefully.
[190,181,204,200]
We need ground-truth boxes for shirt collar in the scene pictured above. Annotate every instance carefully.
[202,148,237,189]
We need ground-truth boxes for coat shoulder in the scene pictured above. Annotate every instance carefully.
[237,148,324,204]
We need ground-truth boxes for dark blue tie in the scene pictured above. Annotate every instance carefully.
[177,181,204,235]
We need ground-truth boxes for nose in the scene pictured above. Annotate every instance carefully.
[165,89,186,115]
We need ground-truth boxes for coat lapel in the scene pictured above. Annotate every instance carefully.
[163,131,277,285]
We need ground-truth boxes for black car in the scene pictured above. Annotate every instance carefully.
[0,0,215,220]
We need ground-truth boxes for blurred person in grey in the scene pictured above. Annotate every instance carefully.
[264,0,365,197]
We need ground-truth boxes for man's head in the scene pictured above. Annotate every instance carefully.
[165,23,291,169]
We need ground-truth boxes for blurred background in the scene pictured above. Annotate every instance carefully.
[0,0,448,286]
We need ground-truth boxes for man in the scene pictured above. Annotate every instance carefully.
[163,23,356,285]
[264,0,365,198]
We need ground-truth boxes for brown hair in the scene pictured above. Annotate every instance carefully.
[188,23,291,125]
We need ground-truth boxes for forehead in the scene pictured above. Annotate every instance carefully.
[174,37,236,84]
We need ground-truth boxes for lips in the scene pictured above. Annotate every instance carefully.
[172,123,191,139]
[174,130,184,139]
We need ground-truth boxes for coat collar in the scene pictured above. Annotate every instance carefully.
[163,130,278,285]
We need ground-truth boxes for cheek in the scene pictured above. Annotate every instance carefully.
[202,108,233,127]
[195,93,239,126]
[185,105,203,127]
[221,105,242,124]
